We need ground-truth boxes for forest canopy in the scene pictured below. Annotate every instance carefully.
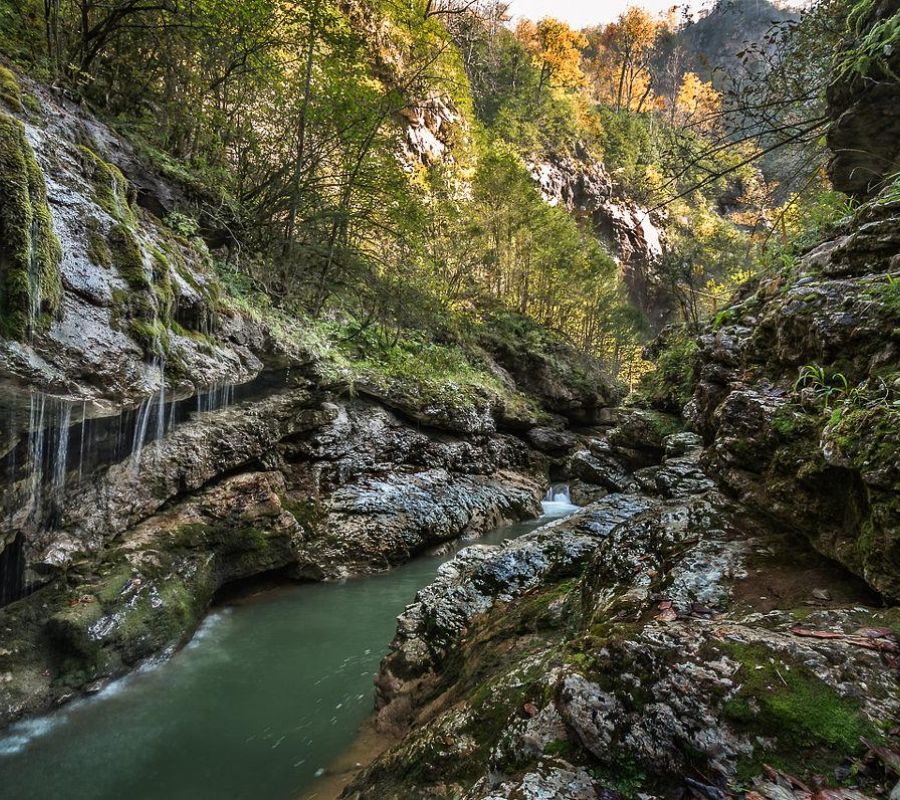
[0,0,883,385]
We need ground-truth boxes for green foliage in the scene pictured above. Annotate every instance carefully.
[834,1,900,81]
[635,330,699,412]
[794,364,850,410]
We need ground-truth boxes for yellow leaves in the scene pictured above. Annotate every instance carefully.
[674,71,721,130]
[617,5,659,51]
[515,17,587,90]
[584,6,662,111]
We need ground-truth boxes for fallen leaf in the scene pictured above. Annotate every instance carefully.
[845,637,900,654]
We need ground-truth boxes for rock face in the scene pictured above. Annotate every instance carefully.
[477,312,617,427]
[0,71,262,401]
[529,150,671,329]
[345,418,898,800]
[827,0,900,198]
[686,199,900,600]
[0,391,547,728]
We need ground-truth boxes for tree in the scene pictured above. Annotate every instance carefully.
[673,71,721,130]
[515,17,587,92]
[605,7,660,112]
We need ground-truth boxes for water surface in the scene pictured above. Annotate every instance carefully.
[0,492,578,800]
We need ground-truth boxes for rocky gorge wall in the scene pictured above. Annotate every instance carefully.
[342,408,899,800]
[338,8,900,795]
[528,149,671,330]
[0,63,624,732]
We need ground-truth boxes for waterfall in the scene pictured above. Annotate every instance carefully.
[543,484,571,504]
[541,484,578,516]
[0,368,272,607]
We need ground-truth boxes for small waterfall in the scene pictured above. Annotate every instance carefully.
[0,368,285,607]
[543,485,571,504]
[196,381,235,414]
[540,484,578,516]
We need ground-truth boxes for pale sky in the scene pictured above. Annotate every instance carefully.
[508,0,708,27]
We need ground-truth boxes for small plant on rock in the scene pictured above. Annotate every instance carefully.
[794,364,849,411]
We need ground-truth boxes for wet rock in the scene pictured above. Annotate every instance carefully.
[0,73,260,401]
[569,448,636,494]
[568,479,607,506]
[463,758,601,799]
[526,426,579,456]
[375,493,659,731]
[686,199,900,599]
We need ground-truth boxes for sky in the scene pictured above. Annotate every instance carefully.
[507,0,707,27]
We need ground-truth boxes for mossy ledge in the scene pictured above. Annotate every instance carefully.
[0,110,62,340]
[0,65,23,113]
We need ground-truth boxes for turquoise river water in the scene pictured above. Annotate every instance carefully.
[0,492,578,800]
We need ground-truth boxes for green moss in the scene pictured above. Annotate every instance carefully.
[78,146,134,224]
[542,738,577,758]
[0,66,22,113]
[0,111,62,340]
[720,641,877,780]
[108,222,149,291]
[279,496,325,535]
[825,400,900,597]
[590,753,650,799]
[129,317,170,356]
[86,219,112,268]
[771,404,819,440]
[22,93,40,115]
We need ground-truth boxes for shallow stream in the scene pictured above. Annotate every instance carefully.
[0,491,578,800]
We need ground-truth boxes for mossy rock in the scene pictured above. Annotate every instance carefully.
[0,111,62,340]
[78,145,135,224]
[0,66,23,113]
[719,641,879,781]
[86,219,113,268]
[824,402,900,599]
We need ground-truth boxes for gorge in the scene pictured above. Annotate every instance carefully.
[0,0,898,798]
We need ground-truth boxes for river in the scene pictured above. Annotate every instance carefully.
[0,490,578,800]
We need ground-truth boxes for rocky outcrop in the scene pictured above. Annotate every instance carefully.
[0,390,548,729]
[529,149,671,329]
[477,311,617,427]
[400,94,462,166]
[685,199,900,599]
[0,70,263,401]
[344,418,899,800]
[826,0,900,198]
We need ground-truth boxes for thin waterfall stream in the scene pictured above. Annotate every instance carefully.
[0,489,579,800]
[0,369,293,606]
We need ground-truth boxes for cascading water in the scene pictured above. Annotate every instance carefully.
[0,368,294,606]
[541,484,578,515]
